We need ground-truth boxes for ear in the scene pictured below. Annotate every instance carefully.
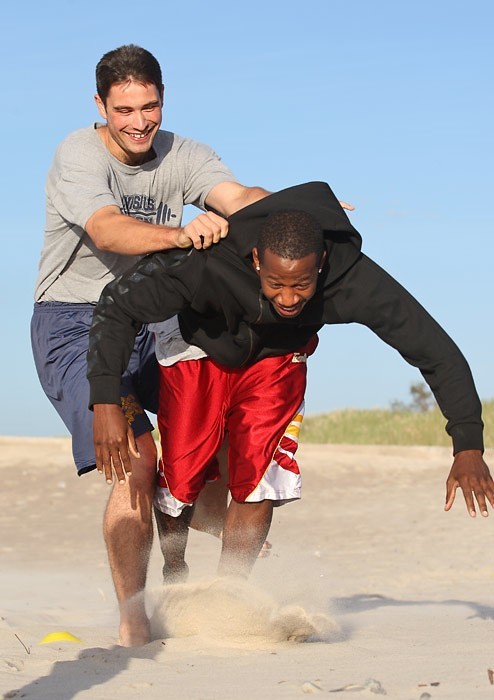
[318,249,327,273]
[160,83,165,106]
[94,93,107,120]
[252,248,261,273]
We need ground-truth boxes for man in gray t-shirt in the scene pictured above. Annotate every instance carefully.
[31,44,269,646]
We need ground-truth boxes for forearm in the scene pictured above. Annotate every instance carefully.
[87,293,141,406]
[87,252,198,406]
[86,206,187,255]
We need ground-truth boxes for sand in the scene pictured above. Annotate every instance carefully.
[1,436,494,699]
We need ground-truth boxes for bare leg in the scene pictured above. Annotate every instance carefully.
[103,431,156,647]
[154,505,195,584]
[190,443,272,557]
[189,443,229,537]
[218,499,274,578]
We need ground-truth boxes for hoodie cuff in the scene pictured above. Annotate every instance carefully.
[450,423,484,455]
[88,376,122,409]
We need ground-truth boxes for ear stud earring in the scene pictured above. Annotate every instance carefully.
[255,266,261,271]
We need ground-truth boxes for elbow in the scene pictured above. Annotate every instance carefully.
[85,207,120,252]
[86,222,113,251]
[93,236,113,252]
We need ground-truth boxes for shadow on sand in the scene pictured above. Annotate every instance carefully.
[332,592,494,620]
[3,640,165,700]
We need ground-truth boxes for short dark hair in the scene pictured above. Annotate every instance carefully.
[257,210,324,262]
[95,44,163,104]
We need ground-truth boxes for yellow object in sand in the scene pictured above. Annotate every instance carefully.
[39,631,82,644]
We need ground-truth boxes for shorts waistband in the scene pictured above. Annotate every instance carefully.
[33,302,96,313]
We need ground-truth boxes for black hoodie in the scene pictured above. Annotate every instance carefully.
[87,181,483,453]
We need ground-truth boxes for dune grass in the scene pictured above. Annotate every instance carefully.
[300,400,494,447]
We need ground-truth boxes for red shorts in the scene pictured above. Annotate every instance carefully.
[154,338,317,514]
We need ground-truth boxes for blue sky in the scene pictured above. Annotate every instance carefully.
[3,0,493,437]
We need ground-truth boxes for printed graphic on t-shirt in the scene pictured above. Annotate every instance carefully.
[121,195,178,225]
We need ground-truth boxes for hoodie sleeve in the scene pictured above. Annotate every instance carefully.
[87,251,200,407]
[327,254,484,453]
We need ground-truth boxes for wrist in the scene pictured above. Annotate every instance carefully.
[174,227,193,250]
[160,226,189,250]
[93,403,121,412]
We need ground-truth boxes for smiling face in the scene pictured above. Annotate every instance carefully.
[94,79,163,165]
[252,247,325,318]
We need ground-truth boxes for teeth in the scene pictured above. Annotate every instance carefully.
[126,131,149,141]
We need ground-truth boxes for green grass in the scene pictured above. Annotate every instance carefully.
[300,400,494,447]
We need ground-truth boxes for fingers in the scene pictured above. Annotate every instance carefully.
[445,472,494,517]
[444,480,457,512]
[472,473,494,517]
[338,200,355,211]
[473,489,489,518]
[481,474,494,510]
[95,442,132,485]
[182,212,229,249]
[446,475,483,517]
[460,485,478,518]
[111,446,132,485]
[127,427,141,460]
[462,473,494,517]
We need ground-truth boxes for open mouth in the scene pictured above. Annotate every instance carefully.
[126,129,153,142]
[276,304,301,317]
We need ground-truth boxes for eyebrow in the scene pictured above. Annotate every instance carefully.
[265,275,313,283]
[113,100,161,110]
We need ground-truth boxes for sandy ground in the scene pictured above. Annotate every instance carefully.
[1,436,494,699]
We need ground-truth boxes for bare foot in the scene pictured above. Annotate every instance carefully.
[118,595,151,647]
[119,618,150,647]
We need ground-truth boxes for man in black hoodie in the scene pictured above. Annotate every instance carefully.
[88,181,494,582]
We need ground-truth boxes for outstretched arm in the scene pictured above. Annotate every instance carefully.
[206,181,355,217]
[330,254,492,515]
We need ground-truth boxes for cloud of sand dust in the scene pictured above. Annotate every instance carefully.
[149,577,338,647]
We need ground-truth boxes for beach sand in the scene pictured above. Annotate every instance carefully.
[1,436,493,699]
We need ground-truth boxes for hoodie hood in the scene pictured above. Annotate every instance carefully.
[225,181,362,284]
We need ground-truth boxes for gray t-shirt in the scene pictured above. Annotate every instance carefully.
[34,124,237,303]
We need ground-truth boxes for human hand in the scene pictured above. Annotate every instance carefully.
[445,449,494,517]
[93,404,140,484]
[176,211,229,250]
[338,200,355,211]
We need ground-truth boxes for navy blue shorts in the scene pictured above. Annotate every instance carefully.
[31,302,159,475]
